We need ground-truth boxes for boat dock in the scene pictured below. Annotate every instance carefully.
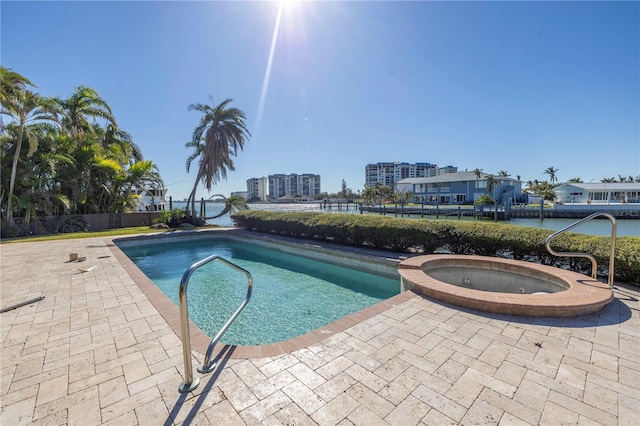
[359,204,640,220]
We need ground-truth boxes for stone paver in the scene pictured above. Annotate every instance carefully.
[1,234,639,425]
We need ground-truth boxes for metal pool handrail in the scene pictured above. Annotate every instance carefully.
[544,212,617,287]
[178,255,253,393]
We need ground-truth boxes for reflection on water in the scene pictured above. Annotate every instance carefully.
[170,201,639,237]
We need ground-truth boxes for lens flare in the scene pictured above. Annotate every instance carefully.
[255,2,286,139]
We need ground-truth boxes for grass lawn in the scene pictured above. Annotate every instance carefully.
[0,226,187,244]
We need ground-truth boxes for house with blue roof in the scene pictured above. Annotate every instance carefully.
[395,171,523,204]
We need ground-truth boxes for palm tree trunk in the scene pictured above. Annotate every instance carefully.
[6,122,25,226]
[187,182,198,217]
[204,205,231,220]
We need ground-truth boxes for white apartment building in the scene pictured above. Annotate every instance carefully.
[268,173,321,200]
[365,162,456,188]
[246,177,268,201]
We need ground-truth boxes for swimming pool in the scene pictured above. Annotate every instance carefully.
[116,232,401,345]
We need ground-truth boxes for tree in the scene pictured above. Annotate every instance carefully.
[473,168,482,180]
[185,97,250,216]
[485,174,499,199]
[0,66,35,108]
[1,89,58,225]
[205,194,249,220]
[1,123,71,225]
[98,123,142,164]
[544,166,559,184]
[362,186,377,204]
[52,87,121,214]
[100,160,164,213]
[1,71,164,231]
[55,86,117,143]
[400,190,413,204]
[568,177,582,183]
[485,174,501,221]
[338,179,353,200]
[498,170,510,177]
[373,182,393,204]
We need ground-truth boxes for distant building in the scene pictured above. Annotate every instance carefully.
[231,191,248,200]
[553,183,640,204]
[246,177,268,201]
[395,171,523,204]
[438,165,458,175]
[364,162,456,188]
[268,173,321,200]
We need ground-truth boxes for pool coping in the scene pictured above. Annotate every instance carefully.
[398,254,614,317]
[106,229,417,360]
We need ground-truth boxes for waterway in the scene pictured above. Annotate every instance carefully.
[171,201,639,237]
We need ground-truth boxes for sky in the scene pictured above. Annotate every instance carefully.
[2,0,639,200]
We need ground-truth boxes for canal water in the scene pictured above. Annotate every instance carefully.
[171,202,639,237]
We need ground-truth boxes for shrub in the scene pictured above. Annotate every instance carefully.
[58,215,89,233]
[231,210,640,284]
[474,194,495,205]
[153,208,206,228]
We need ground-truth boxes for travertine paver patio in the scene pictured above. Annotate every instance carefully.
[1,235,639,425]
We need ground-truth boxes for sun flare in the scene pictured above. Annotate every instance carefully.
[256,0,308,139]
[280,0,299,11]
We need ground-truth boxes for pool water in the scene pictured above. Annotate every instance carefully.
[117,236,400,345]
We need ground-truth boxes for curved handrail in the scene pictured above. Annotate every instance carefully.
[544,212,617,287]
[178,255,252,393]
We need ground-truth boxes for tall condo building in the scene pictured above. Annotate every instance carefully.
[246,177,268,201]
[268,174,321,200]
[365,162,456,188]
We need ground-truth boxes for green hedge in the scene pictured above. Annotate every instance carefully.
[231,211,640,284]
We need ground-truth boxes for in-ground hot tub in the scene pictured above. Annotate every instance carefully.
[398,255,613,317]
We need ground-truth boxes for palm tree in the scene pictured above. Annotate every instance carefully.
[498,170,510,177]
[568,177,582,183]
[206,194,249,220]
[485,174,500,221]
[544,166,559,185]
[97,123,142,164]
[185,97,250,216]
[118,161,164,213]
[55,86,117,142]
[1,90,58,225]
[473,168,482,180]
[0,67,35,106]
[373,183,393,204]
[362,186,377,204]
[485,174,499,199]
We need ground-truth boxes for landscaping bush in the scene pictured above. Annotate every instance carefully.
[474,194,495,205]
[231,211,640,284]
[58,215,89,233]
[154,208,206,228]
